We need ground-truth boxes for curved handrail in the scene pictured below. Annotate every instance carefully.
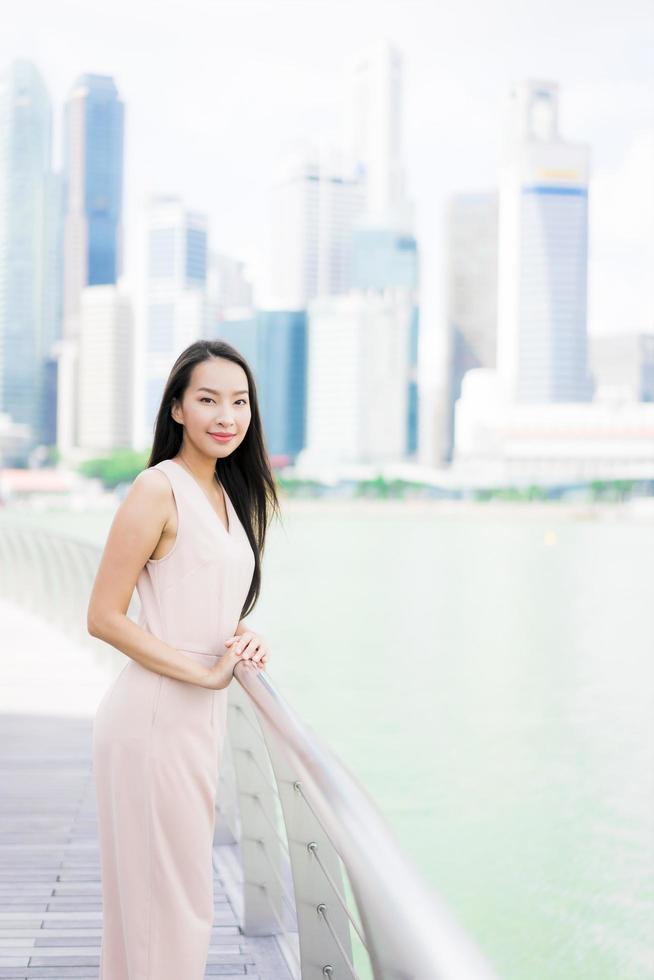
[0,520,499,980]
[233,660,498,980]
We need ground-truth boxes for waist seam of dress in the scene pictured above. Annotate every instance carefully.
[154,553,232,593]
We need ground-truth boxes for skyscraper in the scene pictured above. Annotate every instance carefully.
[351,226,418,291]
[62,73,124,335]
[0,59,61,459]
[78,285,133,451]
[445,191,499,458]
[256,310,307,461]
[207,251,253,320]
[341,38,412,231]
[299,289,415,466]
[59,73,124,456]
[589,332,654,403]
[136,196,209,446]
[270,40,420,472]
[496,80,593,403]
[341,40,420,464]
[265,144,365,309]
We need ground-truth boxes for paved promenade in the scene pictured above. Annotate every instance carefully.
[0,713,292,979]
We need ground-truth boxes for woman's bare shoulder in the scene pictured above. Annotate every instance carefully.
[118,467,175,527]
[131,465,172,499]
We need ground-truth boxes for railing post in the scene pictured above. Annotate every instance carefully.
[227,679,287,936]
[257,717,354,980]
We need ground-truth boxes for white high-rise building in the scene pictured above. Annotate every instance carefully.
[342,39,403,221]
[445,191,499,458]
[264,144,366,309]
[298,289,414,467]
[341,38,413,232]
[135,196,209,448]
[454,368,654,483]
[497,80,593,403]
[338,40,422,468]
[78,285,133,451]
[207,250,253,319]
[589,332,654,403]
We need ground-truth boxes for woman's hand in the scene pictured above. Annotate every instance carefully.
[224,629,269,671]
[199,630,270,690]
[198,646,240,690]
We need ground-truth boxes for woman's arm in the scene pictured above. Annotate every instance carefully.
[87,468,210,687]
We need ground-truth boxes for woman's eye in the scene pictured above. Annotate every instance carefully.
[201,397,247,405]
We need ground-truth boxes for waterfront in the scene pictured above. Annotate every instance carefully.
[1,498,652,979]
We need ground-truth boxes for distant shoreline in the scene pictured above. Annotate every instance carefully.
[1,495,653,526]
[276,497,654,520]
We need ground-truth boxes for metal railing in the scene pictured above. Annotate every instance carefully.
[0,520,499,980]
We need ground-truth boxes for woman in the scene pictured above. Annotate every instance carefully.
[87,339,280,979]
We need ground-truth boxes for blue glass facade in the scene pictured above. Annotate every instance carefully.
[212,317,260,371]
[256,311,307,459]
[351,227,420,457]
[407,305,419,454]
[351,228,418,290]
[518,185,592,402]
[77,75,124,285]
[147,224,207,283]
[212,311,307,460]
[185,227,207,283]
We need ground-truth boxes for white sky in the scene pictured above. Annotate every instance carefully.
[3,0,653,355]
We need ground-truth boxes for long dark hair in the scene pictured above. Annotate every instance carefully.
[146,338,281,620]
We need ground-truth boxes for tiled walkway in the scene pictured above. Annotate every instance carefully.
[0,713,292,979]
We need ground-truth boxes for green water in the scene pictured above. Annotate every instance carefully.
[261,505,654,980]
[4,502,653,978]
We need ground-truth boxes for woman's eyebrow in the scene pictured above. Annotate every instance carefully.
[196,386,249,395]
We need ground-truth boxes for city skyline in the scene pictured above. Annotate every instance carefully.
[2,0,652,367]
[1,1,653,480]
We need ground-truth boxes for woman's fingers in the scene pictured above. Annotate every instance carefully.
[244,645,267,667]
[236,637,255,658]
[245,640,263,661]
[224,632,270,668]
[226,633,251,656]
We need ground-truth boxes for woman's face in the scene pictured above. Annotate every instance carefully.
[172,356,252,459]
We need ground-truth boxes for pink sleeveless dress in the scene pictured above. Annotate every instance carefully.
[92,457,256,979]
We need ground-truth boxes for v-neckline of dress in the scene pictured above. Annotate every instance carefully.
[168,458,233,537]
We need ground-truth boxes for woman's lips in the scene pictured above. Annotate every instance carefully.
[209,432,234,442]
